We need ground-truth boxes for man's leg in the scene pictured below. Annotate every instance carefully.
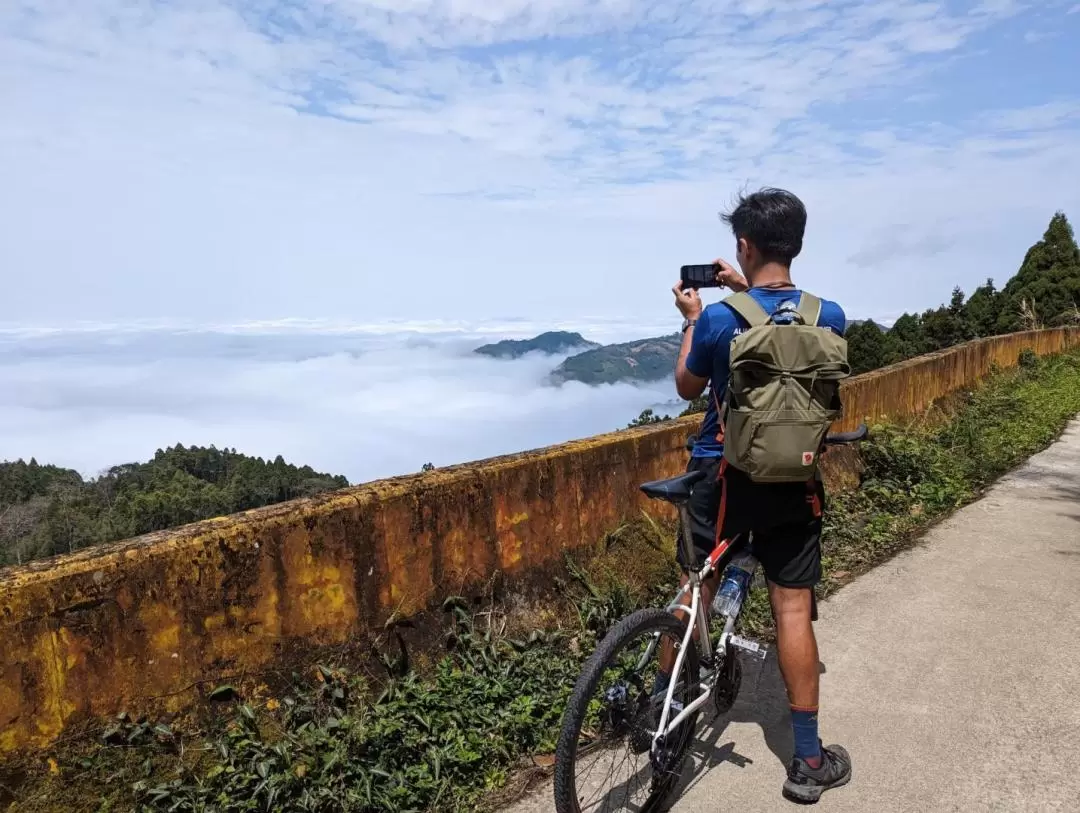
[753,478,852,802]
[768,577,851,802]
[768,582,821,765]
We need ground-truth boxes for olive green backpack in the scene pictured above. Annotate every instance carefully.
[718,291,851,483]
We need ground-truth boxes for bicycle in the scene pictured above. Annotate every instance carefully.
[552,424,869,813]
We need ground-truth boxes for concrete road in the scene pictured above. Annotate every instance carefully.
[508,420,1080,812]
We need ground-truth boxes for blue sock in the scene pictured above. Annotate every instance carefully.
[653,670,672,698]
[790,706,822,765]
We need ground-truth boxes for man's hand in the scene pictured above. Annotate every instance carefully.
[672,281,703,320]
[714,259,749,292]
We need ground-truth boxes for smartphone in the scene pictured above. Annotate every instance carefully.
[680,264,720,289]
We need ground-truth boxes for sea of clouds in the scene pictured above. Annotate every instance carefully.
[0,318,688,485]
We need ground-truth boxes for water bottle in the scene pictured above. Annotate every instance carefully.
[711,553,757,618]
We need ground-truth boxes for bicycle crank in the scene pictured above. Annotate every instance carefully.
[713,653,743,714]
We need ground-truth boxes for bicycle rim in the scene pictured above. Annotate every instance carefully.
[553,608,700,813]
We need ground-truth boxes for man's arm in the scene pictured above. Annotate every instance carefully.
[671,282,708,400]
[671,259,747,400]
[675,323,709,400]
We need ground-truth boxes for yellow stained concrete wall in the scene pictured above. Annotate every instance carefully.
[834,328,1080,432]
[2,327,1078,753]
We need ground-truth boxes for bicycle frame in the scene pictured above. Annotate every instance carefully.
[647,500,747,753]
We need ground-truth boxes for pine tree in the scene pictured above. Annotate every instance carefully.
[845,321,888,374]
[996,212,1080,332]
[965,278,1003,338]
[883,313,930,362]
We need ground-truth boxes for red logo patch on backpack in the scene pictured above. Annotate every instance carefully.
[802,451,815,466]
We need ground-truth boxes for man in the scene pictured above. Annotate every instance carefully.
[665,187,851,803]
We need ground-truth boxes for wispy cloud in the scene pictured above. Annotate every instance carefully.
[1,0,1079,327]
[1023,29,1060,43]
[4,0,1069,180]
[983,101,1080,131]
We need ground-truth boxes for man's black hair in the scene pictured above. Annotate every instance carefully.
[720,187,807,266]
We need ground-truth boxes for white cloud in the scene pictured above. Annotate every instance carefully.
[0,324,681,482]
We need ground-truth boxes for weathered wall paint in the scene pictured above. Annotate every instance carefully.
[2,327,1078,753]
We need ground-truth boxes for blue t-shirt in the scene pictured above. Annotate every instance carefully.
[686,288,846,458]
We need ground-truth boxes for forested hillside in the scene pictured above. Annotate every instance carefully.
[548,334,681,384]
[0,446,348,567]
[844,212,1080,374]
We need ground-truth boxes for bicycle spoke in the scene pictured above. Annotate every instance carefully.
[580,747,620,810]
[578,740,619,805]
[613,748,646,810]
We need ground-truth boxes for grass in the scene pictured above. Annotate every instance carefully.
[5,349,1080,813]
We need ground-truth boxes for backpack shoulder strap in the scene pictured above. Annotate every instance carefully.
[722,291,770,328]
[795,292,822,326]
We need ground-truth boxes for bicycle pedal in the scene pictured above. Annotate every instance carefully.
[729,634,767,660]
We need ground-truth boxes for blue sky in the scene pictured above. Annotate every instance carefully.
[2,0,1079,328]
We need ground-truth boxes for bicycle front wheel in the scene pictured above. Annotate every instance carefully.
[553,607,700,813]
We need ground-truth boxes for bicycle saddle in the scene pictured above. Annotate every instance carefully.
[639,469,707,504]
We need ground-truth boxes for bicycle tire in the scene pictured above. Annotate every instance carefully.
[553,607,700,813]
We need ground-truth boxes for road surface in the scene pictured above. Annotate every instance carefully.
[508,420,1080,812]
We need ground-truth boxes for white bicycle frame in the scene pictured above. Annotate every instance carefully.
[644,501,748,754]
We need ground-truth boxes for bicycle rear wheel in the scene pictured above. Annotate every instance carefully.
[553,608,700,813]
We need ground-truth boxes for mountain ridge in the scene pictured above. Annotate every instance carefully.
[548,334,681,385]
[474,330,599,359]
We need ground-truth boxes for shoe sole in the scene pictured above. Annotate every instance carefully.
[782,769,851,804]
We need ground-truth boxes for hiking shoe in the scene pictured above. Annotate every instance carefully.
[782,741,852,804]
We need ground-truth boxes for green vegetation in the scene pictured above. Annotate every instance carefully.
[0,446,349,568]
[626,407,670,428]
[845,319,889,332]
[473,331,598,359]
[625,397,705,428]
[548,334,681,385]
[844,211,1080,374]
[995,213,1080,333]
[9,348,1080,813]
